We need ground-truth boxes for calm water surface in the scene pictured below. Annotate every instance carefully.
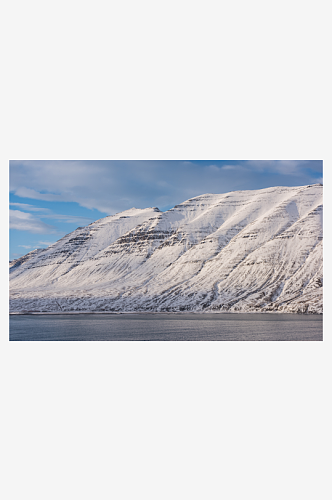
[9,313,323,341]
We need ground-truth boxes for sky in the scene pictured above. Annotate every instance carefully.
[9,159,323,261]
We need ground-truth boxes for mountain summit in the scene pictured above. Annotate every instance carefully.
[10,184,323,314]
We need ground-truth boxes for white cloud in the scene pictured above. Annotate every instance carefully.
[11,253,24,259]
[9,202,51,212]
[221,165,238,171]
[14,187,64,201]
[18,244,32,249]
[9,210,56,234]
[38,213,94,223]
[245,160,321,175]
[38,241,57,247]
[10,202,94,224]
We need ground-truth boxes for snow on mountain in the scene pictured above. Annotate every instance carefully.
[9,184,323,314]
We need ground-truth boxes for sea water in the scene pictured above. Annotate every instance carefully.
[9,313,323,341]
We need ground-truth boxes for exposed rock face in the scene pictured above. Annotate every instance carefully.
[9,184,323,314]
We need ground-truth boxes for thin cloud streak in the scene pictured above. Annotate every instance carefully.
[38,241,58,247]
[10,210,57,234]
[10,204,94,229]
[10,202,51,212]
[38,213,94,223]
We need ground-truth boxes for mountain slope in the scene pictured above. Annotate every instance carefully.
[9,184,323,314]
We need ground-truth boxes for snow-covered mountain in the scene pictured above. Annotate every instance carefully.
[9,184,323,314]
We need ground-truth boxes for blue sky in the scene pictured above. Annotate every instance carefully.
[9,160,323,261]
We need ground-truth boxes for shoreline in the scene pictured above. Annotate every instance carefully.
[9,310,323,316]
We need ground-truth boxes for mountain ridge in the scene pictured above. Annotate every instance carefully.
[10,184,323,314]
